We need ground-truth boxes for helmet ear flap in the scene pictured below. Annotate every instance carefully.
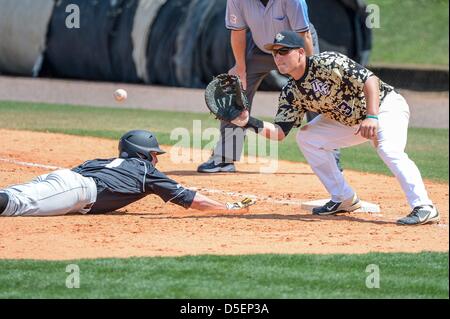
[136,152,148,160]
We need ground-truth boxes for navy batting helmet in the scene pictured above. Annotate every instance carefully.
[118,130,165,160]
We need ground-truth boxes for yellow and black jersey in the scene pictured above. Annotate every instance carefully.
[274,52,394,133]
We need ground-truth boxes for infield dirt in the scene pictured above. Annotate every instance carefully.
[0,129,448,260]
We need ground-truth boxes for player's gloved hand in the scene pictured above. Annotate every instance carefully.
[226,197,256,210]
[204,74,250,125]
[355,118,378,139]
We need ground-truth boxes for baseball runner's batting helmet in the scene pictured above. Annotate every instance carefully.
[118,130,165,160]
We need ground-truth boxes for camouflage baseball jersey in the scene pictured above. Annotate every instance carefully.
[274,52,394,130]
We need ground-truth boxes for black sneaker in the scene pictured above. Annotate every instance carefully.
[197,160,236,173]
[312,194,361,216]
[0,192,9,214]
[397,205,440,225]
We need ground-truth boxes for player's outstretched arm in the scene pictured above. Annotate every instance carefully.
[190,192,255,212]
[231,110,286,141]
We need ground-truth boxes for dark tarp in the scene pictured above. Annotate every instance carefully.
[146,0,191,85]
[146,0,234,87]
[306,0,372,65]
[194,0,234,85]
[42,0,139,82]
[131,0,167,83]
[30,0,371,91]
[110,0,140,82]
[173,0,217,88]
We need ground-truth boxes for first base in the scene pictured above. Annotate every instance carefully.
[301,199,380,213]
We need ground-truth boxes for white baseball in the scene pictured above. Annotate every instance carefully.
[114,89,127,102]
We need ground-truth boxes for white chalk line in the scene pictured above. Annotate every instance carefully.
[189,186,303,206]
[1,157,447,226]
[0,158,63,170]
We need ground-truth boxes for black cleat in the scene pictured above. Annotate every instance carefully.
[197,160,236,173]
[0,192,9,215]
[312,194,361,216]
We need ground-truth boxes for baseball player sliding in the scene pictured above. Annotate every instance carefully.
[0,130,255,217]
[213,31,439,226]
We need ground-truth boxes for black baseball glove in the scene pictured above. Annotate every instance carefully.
[204,74,250,123]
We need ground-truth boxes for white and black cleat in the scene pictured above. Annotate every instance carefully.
[312,194,361,216]
[197,161,236,173]
[397,205,440,225]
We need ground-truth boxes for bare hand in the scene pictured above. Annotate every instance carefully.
[231,109,250,127]
[228,65,247,90]
[355,118,378,139]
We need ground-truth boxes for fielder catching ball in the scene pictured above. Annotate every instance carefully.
[0,130,255,217]
[197,0,344,174]
[205,31,439,226]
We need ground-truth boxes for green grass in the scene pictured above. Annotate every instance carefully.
[369,0,449,66]
[0,101,448,182]
[0,253,447,298]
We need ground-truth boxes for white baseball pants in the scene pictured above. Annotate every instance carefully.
[296,91,433,208]
[0,169,97,216]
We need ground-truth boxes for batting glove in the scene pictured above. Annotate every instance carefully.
[226,197,256,210]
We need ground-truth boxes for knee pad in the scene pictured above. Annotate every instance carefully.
[0,192,9,214]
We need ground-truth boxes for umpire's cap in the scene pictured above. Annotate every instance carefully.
[263,30,305,51]
[118,130,165,160]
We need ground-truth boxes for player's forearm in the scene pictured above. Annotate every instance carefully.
[260,121,286,141]
[247,119,285,141]
[238,114,286,141]
[190,192,227,211]
[231,30,247,71]
[298,31,314,56]
[364,76,380,116]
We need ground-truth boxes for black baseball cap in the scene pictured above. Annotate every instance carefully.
[264,31,305,51]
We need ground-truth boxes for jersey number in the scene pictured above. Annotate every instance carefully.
[105,158,125,168]
[336,101,353,117]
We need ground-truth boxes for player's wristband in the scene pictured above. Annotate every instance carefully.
[244,116,264,131]
[366,115,378,120]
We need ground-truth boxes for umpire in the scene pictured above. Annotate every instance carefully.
[198,0,341,173]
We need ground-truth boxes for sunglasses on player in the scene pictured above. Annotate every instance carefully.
[271,47,297,57]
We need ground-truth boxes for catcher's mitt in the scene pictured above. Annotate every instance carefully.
[204,74,249,123]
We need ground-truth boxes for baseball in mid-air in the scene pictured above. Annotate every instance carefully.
[114,89,127,102]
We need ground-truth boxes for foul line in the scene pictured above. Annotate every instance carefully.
[0,158,63,170]
[189,186,303,206]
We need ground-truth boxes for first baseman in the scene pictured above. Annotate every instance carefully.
[0,130,254,217]
[198,0,342,173]
[229,31,439,226]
